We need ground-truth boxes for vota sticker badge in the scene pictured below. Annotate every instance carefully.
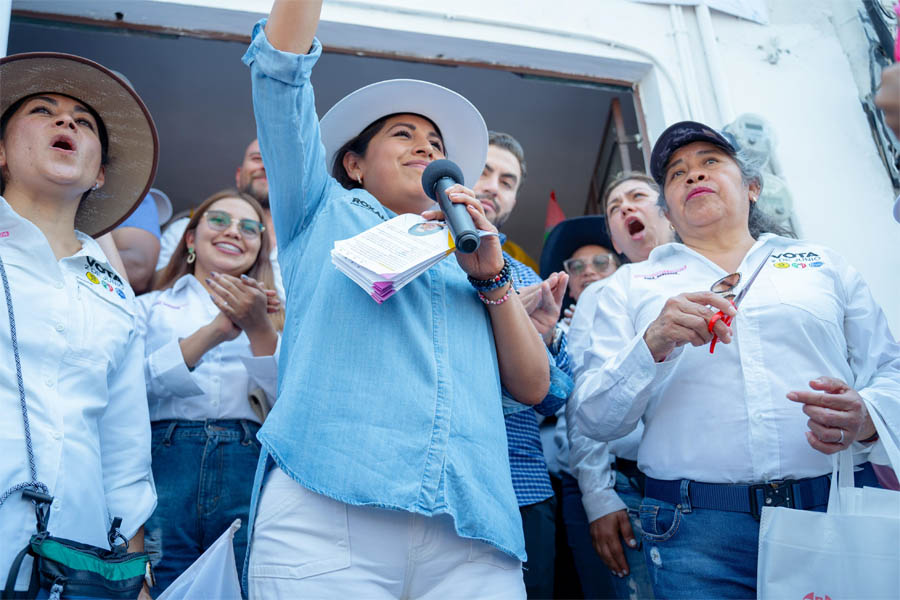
[770,251,824,270]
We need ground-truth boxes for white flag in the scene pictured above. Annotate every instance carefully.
[157,519,243,600]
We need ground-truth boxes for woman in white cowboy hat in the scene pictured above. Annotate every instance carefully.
[239,1,562,598]
[0,52,158,596]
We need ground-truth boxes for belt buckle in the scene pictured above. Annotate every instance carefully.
[749,480,795,520]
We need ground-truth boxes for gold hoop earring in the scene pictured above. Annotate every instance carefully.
[186,246,196,264]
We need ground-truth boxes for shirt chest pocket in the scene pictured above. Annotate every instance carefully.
[65,280,134,370]
[767,269,844,327]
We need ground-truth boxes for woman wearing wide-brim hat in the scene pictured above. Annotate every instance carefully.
[239,1,564,597]
[0,52,158,595]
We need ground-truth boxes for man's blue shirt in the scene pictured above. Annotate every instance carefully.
[503,244,572,506]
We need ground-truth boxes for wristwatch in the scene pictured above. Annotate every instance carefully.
[549,324,564,355]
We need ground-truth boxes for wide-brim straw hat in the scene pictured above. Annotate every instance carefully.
[320,79,487,187]
[0,52,159,237]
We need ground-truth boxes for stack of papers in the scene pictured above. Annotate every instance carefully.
[332,213,457,303]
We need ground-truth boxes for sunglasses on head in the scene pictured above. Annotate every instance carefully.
[563,253,616,276]
[203,210,265,239]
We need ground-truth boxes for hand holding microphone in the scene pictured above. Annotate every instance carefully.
[420,159,504,281]
[422,160,481,253]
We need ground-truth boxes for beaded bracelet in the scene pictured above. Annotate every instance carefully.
[478,283,513,306]
[468,259,511,292]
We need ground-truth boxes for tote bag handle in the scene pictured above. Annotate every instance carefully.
[827,399,900,513]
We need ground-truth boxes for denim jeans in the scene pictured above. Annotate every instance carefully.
[144,420,261,595]
[561,471,658,600]
[609,470,655,600]
[639,463,882,599]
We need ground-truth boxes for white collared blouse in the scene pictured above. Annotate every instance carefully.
[0,198,155,591]
[135,274,278,423]
[563,278,644,521]
[572,234,900,483]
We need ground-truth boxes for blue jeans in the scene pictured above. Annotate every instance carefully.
[640,463,882,599]
[561,471,655,599]
[609,470,655,600]
[144,420,260,596]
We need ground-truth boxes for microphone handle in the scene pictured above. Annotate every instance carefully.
[434,176,481,254]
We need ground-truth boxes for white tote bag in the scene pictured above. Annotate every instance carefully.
[757,405,900,600]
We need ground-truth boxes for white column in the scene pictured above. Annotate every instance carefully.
[0,0,11,57]
[695,1,735,126]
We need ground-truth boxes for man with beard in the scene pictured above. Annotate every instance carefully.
[474,131,572,599]
[157,139,283,297]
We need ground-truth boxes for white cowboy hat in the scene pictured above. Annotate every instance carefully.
[148,187,173,225]
[320,79,487,187]
[0,52,158,237]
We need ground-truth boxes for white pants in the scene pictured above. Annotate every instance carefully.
[248,467,526,599]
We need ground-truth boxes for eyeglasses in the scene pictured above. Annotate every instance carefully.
[563,253,617,276]
[204,210,265,239]
[710,272,741,300]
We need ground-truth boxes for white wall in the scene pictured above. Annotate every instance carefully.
[10,0,898,331]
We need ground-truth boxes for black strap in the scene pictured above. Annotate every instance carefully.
[3,543,40,600]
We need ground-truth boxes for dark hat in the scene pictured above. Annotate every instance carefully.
[539,215,614,279]
[0,52,158,237]
[649,121,736,187]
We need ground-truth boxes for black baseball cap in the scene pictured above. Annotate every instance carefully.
[650,121,736,187]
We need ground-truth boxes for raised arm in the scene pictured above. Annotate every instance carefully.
[243,0,332,246]
[265,0,322,53]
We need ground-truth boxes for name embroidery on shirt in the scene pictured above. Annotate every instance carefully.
[350,197,387,222]
[635,265,687,280]
[770,251,824,270]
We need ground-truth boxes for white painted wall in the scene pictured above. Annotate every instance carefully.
[9,0,898,331]
[0,0,11,56]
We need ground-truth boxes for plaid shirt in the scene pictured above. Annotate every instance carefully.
[503,250,572,506]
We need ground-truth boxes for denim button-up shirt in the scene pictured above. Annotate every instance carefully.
[242,21,552,560]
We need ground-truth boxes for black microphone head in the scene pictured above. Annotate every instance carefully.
[422,159,464,200]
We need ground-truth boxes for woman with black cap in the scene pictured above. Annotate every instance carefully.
[0,52,158,596]
[240,1,562,598]
[570,120,900,597]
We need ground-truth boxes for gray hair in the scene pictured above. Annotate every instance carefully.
[658,147,794,239]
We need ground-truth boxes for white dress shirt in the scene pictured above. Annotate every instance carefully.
[561,278,643,521]
[135,275,278,423]
[572,234,900,483]
[0,198,155,591]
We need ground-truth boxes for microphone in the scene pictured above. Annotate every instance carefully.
[422,159,481,254]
